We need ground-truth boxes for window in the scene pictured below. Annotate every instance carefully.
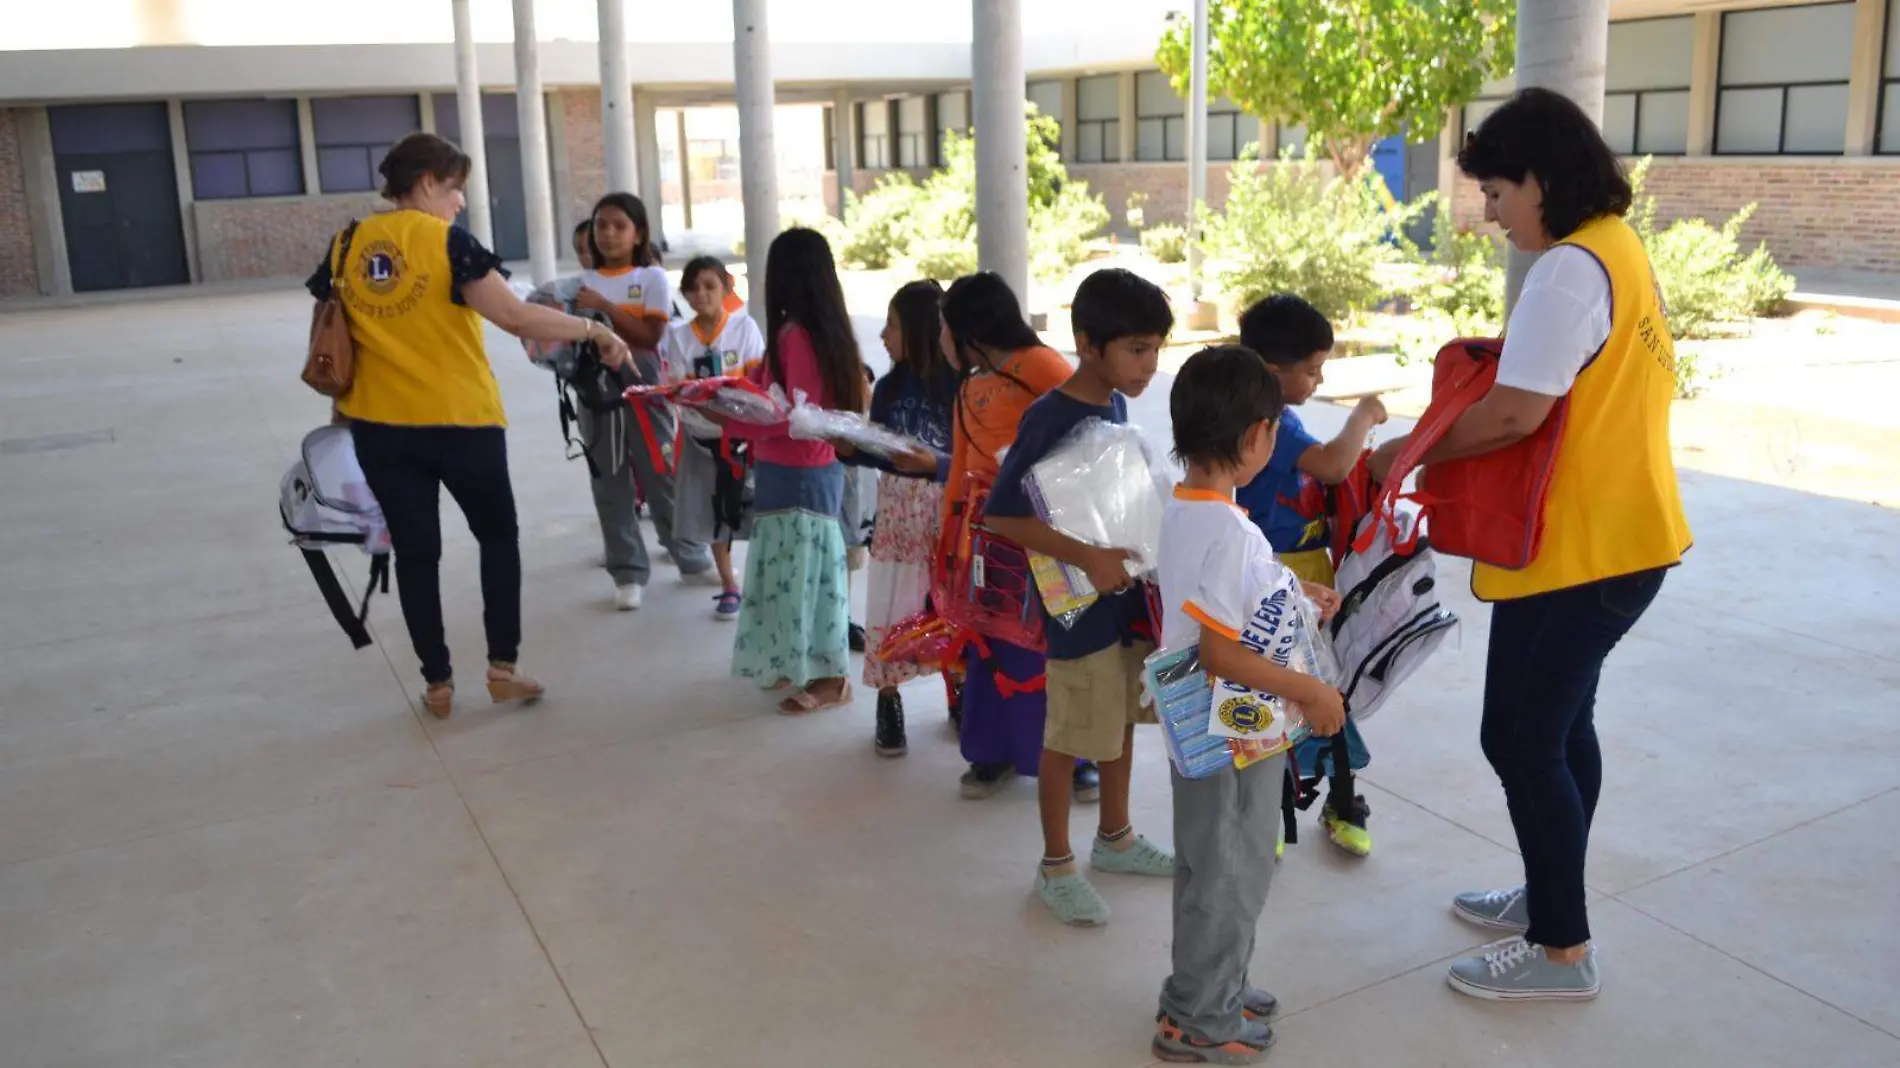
[1880,0,1900,153]
[935,91,970,157]
[1717,2,1856,154]
[1076,74,1121,163]
[897,96,932,169]
[859,100,892,170]
[1460,73,1515,139]
[1603,17,1694,155]
[1028,79,1064,143]
[310,95,419,193]
[184,99,303,199]
[1135,71,1182,161]
[1276,123,1308,158]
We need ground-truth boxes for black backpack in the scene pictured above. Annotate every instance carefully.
[552,311,633,478]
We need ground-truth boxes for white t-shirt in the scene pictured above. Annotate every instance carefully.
[658,311,766,386]
[580,264,671,357]
[1157,487,1281,651]
[1497,246,1613,398]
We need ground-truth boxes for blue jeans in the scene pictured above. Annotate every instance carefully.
[1481,567,1667,949]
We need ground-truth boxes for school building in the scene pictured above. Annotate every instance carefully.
[1,0,1896,299]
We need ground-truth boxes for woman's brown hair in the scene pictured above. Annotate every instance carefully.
[379,132,472,201]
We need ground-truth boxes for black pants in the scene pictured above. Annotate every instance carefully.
[1481,567,1666,949]
[352,421,521,685]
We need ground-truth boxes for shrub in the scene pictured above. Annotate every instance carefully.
[1411,203,1506,337]
[1029,181,1112,283]
[1627,157,1794,341]
[837,173,924,269]
[1200,146,1424,321]
[913,236,979,282]
[1141,223,1189,264]
[1126,191,1149,232]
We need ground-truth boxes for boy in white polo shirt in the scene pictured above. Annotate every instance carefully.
[1153,345,1344,1065]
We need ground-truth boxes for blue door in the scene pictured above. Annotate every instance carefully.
[1370,136,1406,203]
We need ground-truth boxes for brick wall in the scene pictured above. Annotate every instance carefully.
[557,90,606,233]
[1068,163,1246,238]
[821,168,935,215]
[191,193,383,284]
[1448,157,1900,273]
[0,110,41,297]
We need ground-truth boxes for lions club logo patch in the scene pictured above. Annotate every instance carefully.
[358,241,407,297]
[1216,695,1271,735]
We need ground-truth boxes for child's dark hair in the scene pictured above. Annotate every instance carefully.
[680,255,732,295]
[572,220,592,241]
[1171,345,1286,469]
[764,227,867,412]
[1458,86,1632,241]
[588,192,661,268]
[889,279,955,403]
[379,133,472,201]
[940,272,1042,375]
[1238,294,1335,366]
[1071,267,1174,353]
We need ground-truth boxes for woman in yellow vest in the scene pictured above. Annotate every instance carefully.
[307,132,632,720]
[1370,89,1691,1002]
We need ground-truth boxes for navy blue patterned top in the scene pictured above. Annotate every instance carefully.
[841,362,957,481]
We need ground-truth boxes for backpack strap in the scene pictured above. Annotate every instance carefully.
[303,548,374,650]
[1355,339,1502,557]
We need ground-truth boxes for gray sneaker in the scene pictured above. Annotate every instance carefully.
[1447,937,1600,1001]
[1452,884,1530,933]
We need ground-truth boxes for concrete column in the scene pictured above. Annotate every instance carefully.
[1255,116,1278,160]
[733,0,781,310]
[634,90,667,249]
[677,109,695,231]
[598,0,639,191]
[295,98,321,194]
[1185,0,1213,327]
[1116,71,1137,163]
[546,90,575,236]
[1685,11,1720,157]
[1844,0,1890,156]
[165,99,201,283]
[832,86,855,219]
[1505,0,1609,311]
[511,0,559,282]
[451,0,493,246]
[972,0,1029,304]
[418,92,437,134]
[1059,77,1079,162]
[16,108,71,295]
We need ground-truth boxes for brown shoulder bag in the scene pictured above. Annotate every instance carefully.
[302,221,361,398]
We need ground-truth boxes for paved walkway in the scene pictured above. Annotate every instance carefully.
[1,291,1897,1067]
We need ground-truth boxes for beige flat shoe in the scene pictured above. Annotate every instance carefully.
[486,662,545,705]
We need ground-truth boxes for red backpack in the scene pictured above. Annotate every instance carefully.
[1359,339,1568,570]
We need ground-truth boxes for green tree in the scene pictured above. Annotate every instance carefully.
[1157,0,1515,175]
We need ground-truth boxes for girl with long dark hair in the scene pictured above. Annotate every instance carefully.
[724,228,869,713]
[936,273,1075,798]
[575,192,714,612]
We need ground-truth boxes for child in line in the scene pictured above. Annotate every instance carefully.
[574,193,716,611]
[723,228,869,713]
[984,268,1177,927]
[938,273,1075,800]
[841,364,880,653]
[843,280,958,757]
[1234,295,1389,857]
[572,220,594,270]
[658,256,765,620]
[1154,345,1346,1064]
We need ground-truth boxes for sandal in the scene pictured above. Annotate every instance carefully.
[422,681,454,720]
[486,662,546,706]
[778,681,853,716]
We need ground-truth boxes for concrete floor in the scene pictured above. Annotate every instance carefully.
[1,290,1897,1068]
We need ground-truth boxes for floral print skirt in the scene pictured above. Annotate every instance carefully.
[861,475,947,689]
[731,462,851,689]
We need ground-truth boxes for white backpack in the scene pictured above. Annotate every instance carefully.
[1328,499,1459,722]
[279,425,390,649]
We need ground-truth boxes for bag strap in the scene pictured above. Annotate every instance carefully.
[1352,345,1499,556]
[303,548,374,650]
[329,220,361,301]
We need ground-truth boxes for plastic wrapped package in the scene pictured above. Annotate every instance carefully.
[876,610,958,667]
[1205,563,1341,753]
[520,277,590,373]
[624,377,790,426]
[1143,644,1234,780]
[786,392,924,459]
[1021,418,1172,628]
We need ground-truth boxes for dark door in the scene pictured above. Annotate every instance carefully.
[483,137,529,260]
[49,104,189,291]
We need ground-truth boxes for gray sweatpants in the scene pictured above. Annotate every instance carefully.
[1158,752,1285,1044]
[577,396,712,588]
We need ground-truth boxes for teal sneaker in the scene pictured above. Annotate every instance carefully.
[1447,937,1600,1001]
[1035,866,1111,927]
[1091,834,1176,877]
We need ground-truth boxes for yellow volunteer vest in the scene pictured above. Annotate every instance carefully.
[333,210,506,428]
[1471,215,1692,601]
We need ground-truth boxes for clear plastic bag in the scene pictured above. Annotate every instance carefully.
[1206,563,1342,751]
[625,377,790,426]
[520,277,589,372]
[1142,645,1234,780]
[1022,418,1171,627]
[786,391,923,459]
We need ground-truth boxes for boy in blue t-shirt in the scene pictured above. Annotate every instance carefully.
[985,268,1176,928]
[1234,294,1389,857]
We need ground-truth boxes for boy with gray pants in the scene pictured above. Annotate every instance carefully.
[580,364,714,608]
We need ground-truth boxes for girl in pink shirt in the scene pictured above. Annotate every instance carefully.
[725,229,869,713]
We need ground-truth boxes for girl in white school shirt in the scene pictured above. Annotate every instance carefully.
[575,192,716,610]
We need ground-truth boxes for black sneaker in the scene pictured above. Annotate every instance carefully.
[960,762,1016,799]
[875,691,908,758]
[848,622,867,653]
[1073,761,1102,804]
